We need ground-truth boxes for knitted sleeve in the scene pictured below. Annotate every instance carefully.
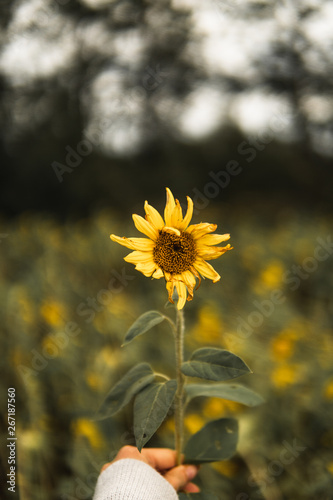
[92,458,178,500]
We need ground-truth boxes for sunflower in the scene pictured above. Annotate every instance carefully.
[110,188,232,309]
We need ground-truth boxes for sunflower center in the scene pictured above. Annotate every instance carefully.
[153,230,197,274]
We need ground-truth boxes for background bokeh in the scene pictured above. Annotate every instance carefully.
[0,0,333,499]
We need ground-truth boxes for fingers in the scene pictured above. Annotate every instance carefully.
[100,446,177,472]
[183,482,200,493]
[114,445,143,462]
[163,464,199,492]
[110,446,178,470]
[141,447,178,470]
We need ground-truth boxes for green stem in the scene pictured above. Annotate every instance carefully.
[174,307,186,466]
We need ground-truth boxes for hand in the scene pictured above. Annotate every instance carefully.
[101,445,200,493]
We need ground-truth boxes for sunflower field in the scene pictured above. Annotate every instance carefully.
[1,199,333,500]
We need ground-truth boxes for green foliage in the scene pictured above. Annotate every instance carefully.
[184,418,238,464]
[134,380,177,451]
[185,383,264,407]
[181,348,251,381]
[95,363,155,419]
[122,310,168,345]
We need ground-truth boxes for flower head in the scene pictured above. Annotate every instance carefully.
[110,188,232,309]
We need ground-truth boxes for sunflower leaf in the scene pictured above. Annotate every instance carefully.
[185,383,264,407]
[184,418,238,464]
[95,363,155,420]
[181,348,251,381]
[134,380,177,451]
[122,310,167,346]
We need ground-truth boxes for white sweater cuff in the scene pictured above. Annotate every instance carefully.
[93,458,178,500]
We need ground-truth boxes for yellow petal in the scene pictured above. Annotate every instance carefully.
[164,271,172,282]
[164,188,176,226]
[163,226,181,236]
[152,268,164,279]
[175,280,187,310]
[190,265,202,289]
[135,261,157,276]
[186,223,217,239]
[193,258,221,282]
[133,214,159,240]
[181,270,196,287]
[166,281,175,303]
[170,199,183,228]
[124,250,154,264]
[178,196,193,231]
[180,270,197,299]
[110,234,155,251]
[197,233,230,246]
[197,244,233,260]
[144,201,165,230]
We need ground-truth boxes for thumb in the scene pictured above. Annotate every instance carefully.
[163,465,199,491]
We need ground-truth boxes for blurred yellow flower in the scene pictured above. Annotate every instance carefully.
[163,418,175,434]
[271,364,301,389]
[99,346,119,368]
[327,461,333,476]
[110,188,232,309]
[19,297,35,324]
[184,413,205,434]
[18,428,44,451]
[324,379,333,400]
[203,398,226,418]
[191,305,222,344]
[40,300,66,327]
[260,260,285,289]
[86,372,105,390]
[213,460,238,478]
[270,332,296,361]
[203,397,243,418]
[71,419,104,449]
